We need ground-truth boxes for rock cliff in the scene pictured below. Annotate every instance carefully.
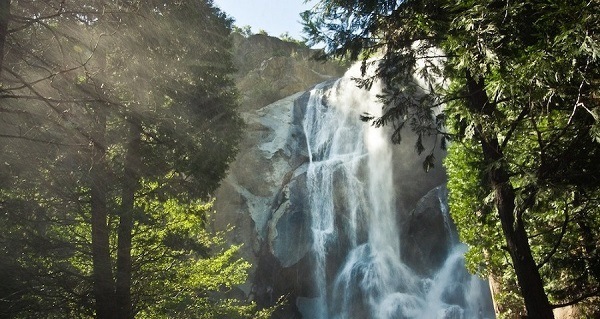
[231,33,347,111]
[213,34,473,318]
[214,34,345,309]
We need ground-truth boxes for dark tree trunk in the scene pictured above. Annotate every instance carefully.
[465,72,555,319]
[116,119,141,319]
[0,0,11,76]
[90,107,116,319]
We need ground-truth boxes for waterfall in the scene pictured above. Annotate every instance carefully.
[297,69,495,319]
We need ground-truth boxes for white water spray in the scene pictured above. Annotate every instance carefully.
[299,67,494,319]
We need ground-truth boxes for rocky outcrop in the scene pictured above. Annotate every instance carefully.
[213,34,345,313]
[400,185,458,276]
[212,90,313,317]
[213,92,305,252]
[216,33,340,239]
[214,36,488,317]
[213,79,461,318]
[214,34,344,295]
[231,33,347,111]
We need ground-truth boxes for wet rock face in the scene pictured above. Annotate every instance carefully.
[213,92,305,254]
[214,94,456,314]
[269,170,311,268]
[399,186,458,276]
[212,90,314,318]
[216,33,344,271]
[213,38,485,317]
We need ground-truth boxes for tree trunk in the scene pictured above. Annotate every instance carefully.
[465,72,555,319]
[116,119,141,319]
[489,158,554,319]
[0,0,11,76]
[90,107,116,319]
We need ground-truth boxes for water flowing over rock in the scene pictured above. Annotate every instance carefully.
[214,64,495,318]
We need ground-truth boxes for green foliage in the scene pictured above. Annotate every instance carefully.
[444,123,526,317]
[304,0,600,315]
[279,32,308,47]
[0,0,266,317]
[131,183,260,318]
[233,25,254,37]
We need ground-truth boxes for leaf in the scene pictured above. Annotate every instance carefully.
[359,112,375,122]
[391,126,403,144]
[415,134,425,155]
[423,154,435,172]
[440,135,449,150]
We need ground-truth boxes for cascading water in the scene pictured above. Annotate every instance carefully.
[298,69,495,319]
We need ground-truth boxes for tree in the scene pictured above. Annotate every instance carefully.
[0,0,10,74]
[303,0,600,318]
[0,0,264,318]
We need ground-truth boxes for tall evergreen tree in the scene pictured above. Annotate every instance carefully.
[0,1,264,318]
[303,0,600,317]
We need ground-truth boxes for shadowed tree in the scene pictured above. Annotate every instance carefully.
[303,0,600,317]
[0,1,272,318]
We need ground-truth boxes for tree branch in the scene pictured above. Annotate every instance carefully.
[551,288,600,309]
[500,106,529,150]
[537,204,569,269]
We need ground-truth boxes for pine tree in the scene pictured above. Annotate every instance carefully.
[303,0,600,317]
[0,1,267,317]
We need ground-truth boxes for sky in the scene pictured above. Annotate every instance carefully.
[212,0,316,40]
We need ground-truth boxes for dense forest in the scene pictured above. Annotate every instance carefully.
[303,0,600,318]
[2,0,600,319]
[0,0,276,318]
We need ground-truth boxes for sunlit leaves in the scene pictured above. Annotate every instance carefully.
[190,245,250,290]
[305,0,600,314]
[131,179,261,318]
[0,0,254,317]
